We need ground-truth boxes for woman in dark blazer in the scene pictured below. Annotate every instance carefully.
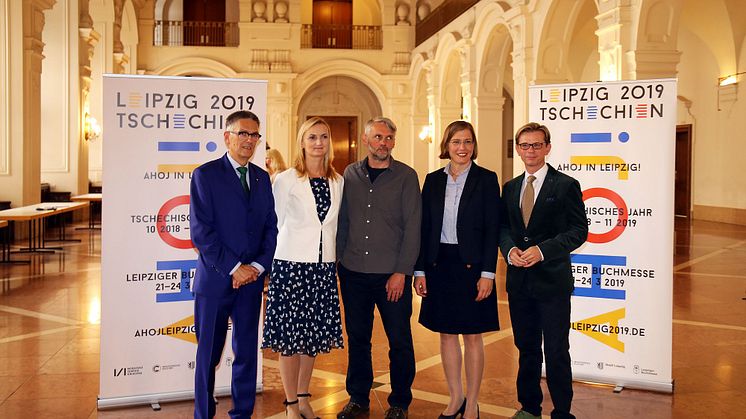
[414,120,501,419]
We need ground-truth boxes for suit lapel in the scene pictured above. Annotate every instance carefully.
[223,155,251,206]
[327,177,341,226]
[528,166,558,227]
[457,164,479,221]
[246,163,263,208]
[509,172,526,216]
[503,172,526,230]
[432,170,447,233]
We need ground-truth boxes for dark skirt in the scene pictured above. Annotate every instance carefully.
[418,244,500,334]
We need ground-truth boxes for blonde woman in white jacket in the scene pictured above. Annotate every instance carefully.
[262,117,344,419]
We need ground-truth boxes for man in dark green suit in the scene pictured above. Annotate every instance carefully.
[499,122,588,419]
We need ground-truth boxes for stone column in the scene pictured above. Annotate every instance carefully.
[112,0,127,74]
[507,8,532,177]
[423,59,441,172]
[19,0,56,205]
[457,41,475,122]
[79,2,100,196]
[595,0,634,81]
[473,95,504,174]
[266,76,295,162]
[596,0,682,80]
[383,78,414,167]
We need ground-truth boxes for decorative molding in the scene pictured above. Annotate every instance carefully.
[396,3,410,26]
[113,0,124,53]
[270,49,291,73]
[391,51,410,74]
[113,51,129,74]
[274,1,288,23]
[79,0,93,28]
[79,27,100,91]
[150,57,238,78]
[249,49,269,72]
[253,0,267,22]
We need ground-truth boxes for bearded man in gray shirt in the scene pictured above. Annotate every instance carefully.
[336,117,422,419]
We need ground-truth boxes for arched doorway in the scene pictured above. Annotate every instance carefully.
[297,76,382,173]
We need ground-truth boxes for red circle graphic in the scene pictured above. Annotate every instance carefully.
[583,188,628,244]
[157,195,193,249]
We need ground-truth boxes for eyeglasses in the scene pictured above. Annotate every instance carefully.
[229,130,262,141]
[516,142,545,150]
[449,139,474,147]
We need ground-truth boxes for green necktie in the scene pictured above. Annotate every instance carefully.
[237,166,249,197]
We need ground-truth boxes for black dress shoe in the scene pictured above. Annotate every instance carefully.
[337,401,369,419]
[384,406,408,419]
[438,398,466,419]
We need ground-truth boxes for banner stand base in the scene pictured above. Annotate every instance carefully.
[574,374,673,394]
[97,384,263,410]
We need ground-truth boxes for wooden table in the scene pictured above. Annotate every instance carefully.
[0,202,88,253]
[0,219,27,263]
[71,193,102,230]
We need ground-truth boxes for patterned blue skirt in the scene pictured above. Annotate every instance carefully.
[262,259,344,356]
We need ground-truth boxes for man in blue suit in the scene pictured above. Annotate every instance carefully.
[190,110,278,419]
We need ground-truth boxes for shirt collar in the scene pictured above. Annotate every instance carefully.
[524,163,548,184]
[226,152,247,172]
[363,156,394,171]
[443,161,473,178]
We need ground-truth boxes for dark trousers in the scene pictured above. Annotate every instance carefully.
[338,264,416,409]
[194,280,263,419]
[509,291,575,419]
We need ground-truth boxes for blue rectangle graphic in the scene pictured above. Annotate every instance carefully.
[571,133,611,143]
[158,141,200,152]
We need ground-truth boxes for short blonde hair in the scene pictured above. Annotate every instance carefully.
[438,120,478,160]
[266,148,287,175]
[293,117,339,180]
[515,122,551,144]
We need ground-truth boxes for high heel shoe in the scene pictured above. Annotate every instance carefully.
[283,399,299,417]
[438,398,466,419]
[297,393,321,419]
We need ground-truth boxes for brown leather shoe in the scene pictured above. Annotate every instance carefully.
[337,401,369,419]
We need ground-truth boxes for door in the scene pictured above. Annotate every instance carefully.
[311,116,357,174]
[674,124,692,256]
[312,0,352,48]
[675,125,692,219]
[184,0,226,46]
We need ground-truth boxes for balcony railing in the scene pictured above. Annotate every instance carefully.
[153,21,239,47]
[415,0,479,46]
[301,24,382,50]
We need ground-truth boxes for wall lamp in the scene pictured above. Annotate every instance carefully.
[717,71,743,111]
[84,112,101,141]
[718,71,744,86]
[418,125,433,143]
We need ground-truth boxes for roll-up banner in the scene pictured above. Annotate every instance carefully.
[529,79,676,393]
[99,75,268,408]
